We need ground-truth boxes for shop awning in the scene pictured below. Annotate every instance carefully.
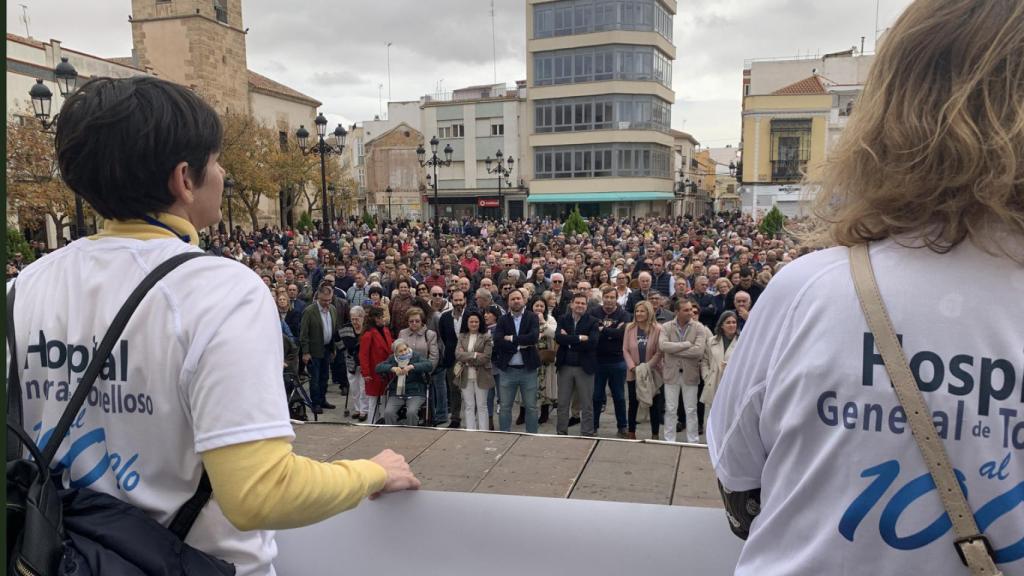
[528,192,674,203]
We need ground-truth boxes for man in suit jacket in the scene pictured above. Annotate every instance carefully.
[438,289,468,427]
[492,288,541,433]
[658,296,708,443]
[555,294,601,436]
[625,271,653,314]
[300,284,339,414]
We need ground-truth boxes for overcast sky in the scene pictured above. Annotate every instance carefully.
[8,0,913,147]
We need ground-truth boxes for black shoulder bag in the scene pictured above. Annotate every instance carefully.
[6,252,235,576]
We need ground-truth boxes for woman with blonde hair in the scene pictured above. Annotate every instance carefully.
[709,1,1023,573]
[622,300,663,440]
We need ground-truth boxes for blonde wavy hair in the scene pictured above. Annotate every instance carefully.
[811,0,1024,258]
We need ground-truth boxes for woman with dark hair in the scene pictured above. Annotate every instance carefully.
[8,75,418,574]
[529,296,558,425]
[454,310,493,430]
[699,310,738,416]
[359,306,394,425]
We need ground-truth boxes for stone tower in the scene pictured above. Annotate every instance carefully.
[130,0,249,113]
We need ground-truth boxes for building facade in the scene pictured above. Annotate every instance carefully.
[363,123,425,221]
[419,83,528,220]
[524,0,678,218]
[739,49,874,217]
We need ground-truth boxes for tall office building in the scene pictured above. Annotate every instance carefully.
[524,0,677,218]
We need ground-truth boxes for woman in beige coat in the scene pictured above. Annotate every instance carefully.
[700,310,739,414]
[454,310,494,431]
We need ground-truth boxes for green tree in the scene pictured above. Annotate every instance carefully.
[759,205,786,237]
[296,211,314,232]
[219,111,282,230]
[562,205,589,236]
[5,229,36,265]
[6,112,77,246]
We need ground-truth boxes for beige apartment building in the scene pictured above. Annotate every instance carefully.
[524,0,678,219]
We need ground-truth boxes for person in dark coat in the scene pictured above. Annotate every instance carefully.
[590,287,632,437]
[555,294,600,436]
[491,289,542,433]
[437,289,468,428]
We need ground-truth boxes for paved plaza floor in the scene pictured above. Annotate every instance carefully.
[292,388,721,508]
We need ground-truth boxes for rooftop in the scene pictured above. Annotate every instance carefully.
[771,75,830,96]
[247,69,321,107]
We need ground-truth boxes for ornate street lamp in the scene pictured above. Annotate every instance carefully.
[417,136,453,249]
[296,113,346,238]
[224,176,236,237]
[484,149,514,220]
[28,57,85,240]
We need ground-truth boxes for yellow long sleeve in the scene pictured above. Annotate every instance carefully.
[201,438,387,531]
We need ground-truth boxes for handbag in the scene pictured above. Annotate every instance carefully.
[538,349,556,365]
[7,252,235,576]
[850,244,1001,576]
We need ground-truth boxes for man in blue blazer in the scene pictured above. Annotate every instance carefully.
[492,289,541,433]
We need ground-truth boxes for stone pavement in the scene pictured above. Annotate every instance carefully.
[293,400,721,508]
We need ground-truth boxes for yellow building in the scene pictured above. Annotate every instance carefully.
[740,75,830,217]
[524,0,678,218]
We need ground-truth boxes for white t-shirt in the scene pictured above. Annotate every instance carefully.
[708,237,1024,576]
[7,236,294,576]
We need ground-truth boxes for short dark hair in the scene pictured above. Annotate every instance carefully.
[572,294,588,304]
[55,76,223,220]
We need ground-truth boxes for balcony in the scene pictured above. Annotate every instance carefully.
[771,160,805,183]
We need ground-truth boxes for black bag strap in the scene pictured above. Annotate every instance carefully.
[168,470,212,540]
[38,251,210,466]
[7,282,24,461]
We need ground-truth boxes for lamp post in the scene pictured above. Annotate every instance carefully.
[28,57,85,240]
[296,113,346,239]
[385,186,393,221]
[484,149,514,220]
[416,136,453,249]
[327,183,337,227]
[224,176,236,238]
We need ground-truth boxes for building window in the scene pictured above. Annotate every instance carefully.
[491,123,504,136]
[534,143,671,180]
[535,95,671,133]
[213,0,228,23]
[769,119,812,182]
[535,0,672,42]
[439,124,464,139]
[534,45,672,88]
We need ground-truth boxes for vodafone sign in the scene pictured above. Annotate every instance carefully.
[478,199,500,208]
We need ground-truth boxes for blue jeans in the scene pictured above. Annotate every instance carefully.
[487,374,499,417]
[498,367,539,433]
[593,360,627,431]
[307,355,331,407]
[431,370,449,425]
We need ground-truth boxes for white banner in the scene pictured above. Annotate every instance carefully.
[275,490,743,575]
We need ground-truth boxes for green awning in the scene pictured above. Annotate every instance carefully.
[528,192,674,203]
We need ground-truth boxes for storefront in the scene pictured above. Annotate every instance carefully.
[527,192,674,220]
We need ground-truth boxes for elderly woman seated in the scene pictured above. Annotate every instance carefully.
[376,339,434,426]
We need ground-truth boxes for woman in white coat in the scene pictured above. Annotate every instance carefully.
[700,310,739,415]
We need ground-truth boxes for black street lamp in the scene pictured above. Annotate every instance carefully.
[224,176,236,238]
[28,57,85,240]
[385,186,393,221]
[296,113,346,239]
[416,136,453,249]
[484,149,514,220]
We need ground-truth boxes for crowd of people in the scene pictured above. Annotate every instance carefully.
[199,211,807,441]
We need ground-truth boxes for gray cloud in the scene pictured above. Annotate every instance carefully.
[7,0,913,145]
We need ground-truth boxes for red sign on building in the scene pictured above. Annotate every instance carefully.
[478,199,500,208]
